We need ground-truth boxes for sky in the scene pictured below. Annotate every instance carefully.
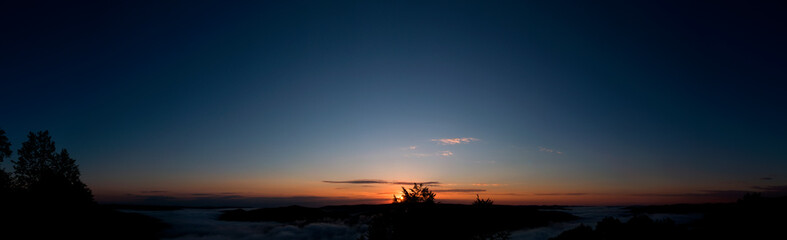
[1,1,786,206]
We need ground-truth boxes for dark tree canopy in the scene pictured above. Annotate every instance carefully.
[13,131,58,188]
[0,129,11,162]
[0,129,12,192]
[393,183,436,204]
[1,129,162,239]
[11,131,93,204]
[473,194,494,206]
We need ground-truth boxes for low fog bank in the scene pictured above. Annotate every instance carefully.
[125,206,702,240]
[122,208,364,240]
[511,206,702,240]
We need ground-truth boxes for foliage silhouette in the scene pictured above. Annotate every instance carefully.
[393,183,436,204]
[0,129,12,193]
[1,129,165,239]
[11,131,93,205]
[220,185,576,240]
[359,185,575,240]
[473,194,494,206]
[0,129,11,161]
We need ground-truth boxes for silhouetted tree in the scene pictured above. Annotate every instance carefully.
[473,194,494,206]
[13,131,56,188]
[0,129,12,193]
[1,130,164,239]
[395,183,436,204]
[0,129,11,161]
[12,131,93,204]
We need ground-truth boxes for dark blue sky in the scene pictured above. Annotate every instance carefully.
[1,1,786,205]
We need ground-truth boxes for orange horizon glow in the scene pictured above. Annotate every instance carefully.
[91,180,753,207]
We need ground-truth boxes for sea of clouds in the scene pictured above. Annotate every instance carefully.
[125,206,701,240]
[123,208,364,240]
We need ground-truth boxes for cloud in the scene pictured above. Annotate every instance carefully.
[323,179,440,185]
[538,146,563,154]
[432,189,486,193]
[322,180,389,184]
[752,185,787,193]
[431,137,479,145]
[761,177,773,180]
[438,150,453,157]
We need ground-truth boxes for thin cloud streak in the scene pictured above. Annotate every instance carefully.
[432,137,479,145]
[323,179,440,185]
[752,185,787,193]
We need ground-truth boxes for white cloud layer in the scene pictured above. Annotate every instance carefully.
[431,137,479,145]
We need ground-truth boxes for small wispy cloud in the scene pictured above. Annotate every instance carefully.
[323,179,440,185]
[438,150,453,157]
[538,146,563,154]
[432,137,479,145]
[752,185,787,192]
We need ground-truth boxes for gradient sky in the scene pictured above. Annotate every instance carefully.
[1,1,786,206]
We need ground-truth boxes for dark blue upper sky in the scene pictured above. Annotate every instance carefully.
[1,1,786,205]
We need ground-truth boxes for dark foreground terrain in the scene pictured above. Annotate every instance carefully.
[220,203,578,239]
[2,199,168,239]
[551,194,787,240]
